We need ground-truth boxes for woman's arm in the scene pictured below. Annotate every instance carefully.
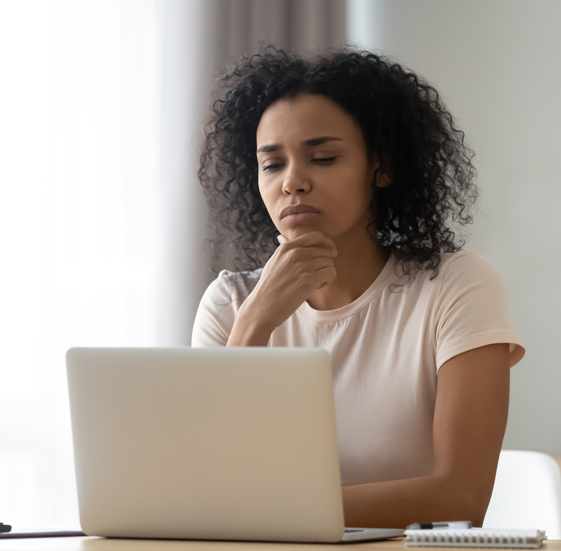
[342,342,510,528]
[226,231,337,347]
[226,302,276,346]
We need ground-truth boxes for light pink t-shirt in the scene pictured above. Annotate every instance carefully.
[191,250,525,486]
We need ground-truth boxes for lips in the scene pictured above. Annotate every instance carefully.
[280,204,320,219]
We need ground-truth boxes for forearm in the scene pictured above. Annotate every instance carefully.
[342,473,485,529]
[345,345,509,530]
[226,302,275,346]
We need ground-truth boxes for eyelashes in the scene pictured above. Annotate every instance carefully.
[262,157,337,172]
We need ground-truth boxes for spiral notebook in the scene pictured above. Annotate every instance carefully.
[405,528,547,549]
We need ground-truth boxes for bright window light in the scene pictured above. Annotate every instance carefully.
[0,0,160,525]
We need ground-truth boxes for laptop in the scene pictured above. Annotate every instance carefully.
[66,347,404,543]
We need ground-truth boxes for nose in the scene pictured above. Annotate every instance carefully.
[282,164,311,195]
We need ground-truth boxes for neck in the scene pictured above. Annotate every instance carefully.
[306,231,391,311]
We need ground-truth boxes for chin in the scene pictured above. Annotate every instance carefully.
[288,228,317,239]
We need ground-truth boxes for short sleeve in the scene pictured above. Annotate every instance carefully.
[434,251,525,371]
[191,271,236,347]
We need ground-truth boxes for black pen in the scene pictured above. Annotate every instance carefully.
[0,523,12,533]
[406,521,472,530]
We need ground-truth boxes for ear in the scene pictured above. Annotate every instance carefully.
[370,153,391,188]
[376,172,391,188]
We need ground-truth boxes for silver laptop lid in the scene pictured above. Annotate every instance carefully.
[66,347,345,542]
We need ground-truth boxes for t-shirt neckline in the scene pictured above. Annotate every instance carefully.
[297,250,397,322]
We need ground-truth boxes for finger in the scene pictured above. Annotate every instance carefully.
[290,231,338,257]
[277,234,288,244]
[306,246,338,258]
[287,246,336,261]
[314,266,337,288]
[311,256,336,271]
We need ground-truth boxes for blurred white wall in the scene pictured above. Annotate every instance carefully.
[349,0,561,456]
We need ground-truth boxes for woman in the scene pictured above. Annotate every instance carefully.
[193,45,525,528]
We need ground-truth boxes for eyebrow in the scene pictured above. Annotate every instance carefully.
[256,136,343,154]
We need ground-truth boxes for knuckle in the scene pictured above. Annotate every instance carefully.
[291,249,306,262]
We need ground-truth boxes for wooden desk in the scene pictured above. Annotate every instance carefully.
[0,537,559,551]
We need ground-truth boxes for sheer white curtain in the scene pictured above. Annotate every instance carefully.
[0,0,347,526]
[0,0,160,525]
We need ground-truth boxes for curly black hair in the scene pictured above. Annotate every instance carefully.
[198,44,478,282]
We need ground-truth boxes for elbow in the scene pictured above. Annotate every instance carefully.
[463,501,487,528]
[438,474,494,528]
[462,477,496,528]
[466,491,492,528]
[446,492,488,528]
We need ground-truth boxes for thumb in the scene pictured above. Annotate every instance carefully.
[277,234,288,244]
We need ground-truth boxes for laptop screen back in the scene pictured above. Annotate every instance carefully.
[66,347,345,542]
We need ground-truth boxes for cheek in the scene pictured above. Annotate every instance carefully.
[257,177,269,203]
[327,164,371,199]
[330,167,373,216]
[258,180,278,220]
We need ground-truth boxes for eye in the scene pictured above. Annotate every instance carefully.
[262,163,282,172]
[313,156,337,164]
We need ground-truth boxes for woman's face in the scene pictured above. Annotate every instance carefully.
[256,93,382,243]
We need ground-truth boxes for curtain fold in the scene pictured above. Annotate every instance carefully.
[215,0,347,62]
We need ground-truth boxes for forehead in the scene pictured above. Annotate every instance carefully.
[256,94,362,148]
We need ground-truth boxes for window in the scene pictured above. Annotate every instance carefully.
[0,0,160,525]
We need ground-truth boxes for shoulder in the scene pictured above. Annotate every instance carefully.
[392,249,502,299]
[192,268,263,347]
[435,249,505,296]
[393,249,510,325]
[198,268,263,318]
[429,250,525,369]
[431,250,509,332]
[439,249,499,275]
[204,268,263,305]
